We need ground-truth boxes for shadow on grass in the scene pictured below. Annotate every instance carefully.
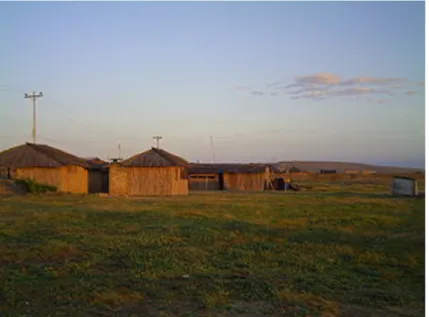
[313,191,410,199]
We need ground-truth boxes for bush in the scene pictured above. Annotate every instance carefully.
[14,179,57,194]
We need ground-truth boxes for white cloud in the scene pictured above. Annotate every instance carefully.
[287,85,330,95]
[332,87,391,96]
[291,90,328,100]
[340,77,405,86]
[241,73,420,101]
[295,73,341,85]
[290,87,390,100]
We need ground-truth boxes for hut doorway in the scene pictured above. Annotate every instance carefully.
[218,172,224,190]
[273,178,285,190]
[88,170,109,194]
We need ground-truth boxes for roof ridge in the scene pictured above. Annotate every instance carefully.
[25,143,62,165]
[151,147,178,166]
[120,148,152,165]
[26,142,89,168]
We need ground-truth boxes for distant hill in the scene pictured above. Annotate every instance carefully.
[273,161,424,174]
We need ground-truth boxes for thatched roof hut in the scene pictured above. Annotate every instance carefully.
[188,163,271,191]
[0,142,91,193]
[109,147,189,196]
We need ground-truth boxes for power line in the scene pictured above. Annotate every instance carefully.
[24,91,43,144]
[0,86,139,141]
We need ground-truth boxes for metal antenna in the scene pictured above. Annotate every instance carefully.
[109,143,123,163]
[153,136,163,149]
[24,91,43,144]
[210,136,216,163]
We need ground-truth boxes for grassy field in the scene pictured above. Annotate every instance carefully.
[0,183,425,317]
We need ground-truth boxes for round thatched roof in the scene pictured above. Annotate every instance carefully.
[0,143,91,169]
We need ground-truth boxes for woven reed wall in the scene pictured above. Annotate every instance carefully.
[224,171,268,191]
[16,165,88,193]
[109,165,188,196]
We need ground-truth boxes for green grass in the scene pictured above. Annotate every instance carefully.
[0,183,424,316]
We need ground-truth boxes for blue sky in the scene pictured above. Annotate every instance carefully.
[0,1,425,167]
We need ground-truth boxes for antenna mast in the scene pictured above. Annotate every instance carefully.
[210,136,216,163]
[109,143,123,163]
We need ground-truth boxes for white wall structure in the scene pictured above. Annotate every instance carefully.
[392,177,418,196]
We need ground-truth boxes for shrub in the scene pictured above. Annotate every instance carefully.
[14,179,57,194]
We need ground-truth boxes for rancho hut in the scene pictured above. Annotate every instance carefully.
[188,163,271,191]
[108,147,189,196]
[0,142,92,193]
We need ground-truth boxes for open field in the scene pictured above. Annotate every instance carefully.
[0,182,425,317]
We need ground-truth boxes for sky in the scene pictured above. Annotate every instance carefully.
[0,1,425,168]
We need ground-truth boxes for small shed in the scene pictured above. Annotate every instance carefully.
[320,169,337,174]
[392,176,418,196]
[289,166,303,174]
[0,142,91,193]
[84,157,109,194]
[344,169,361,175]
[108,147,189,196]
[188,163,271,191]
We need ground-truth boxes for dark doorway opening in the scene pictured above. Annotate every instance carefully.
[273,178,285,190]
[218,172,224,190]
[102,171,109,193]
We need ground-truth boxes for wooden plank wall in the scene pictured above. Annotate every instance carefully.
[129,167,174,196]
[109,165,189,196]
[61,166,88,193]
[16,167,61,189]
[109,164,128,195]
[15,166,88,193]
[224,172,267,191]
[172,179,189,195]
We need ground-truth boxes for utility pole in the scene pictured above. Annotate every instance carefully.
[153,136,163,149]
[24,91,43,144]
